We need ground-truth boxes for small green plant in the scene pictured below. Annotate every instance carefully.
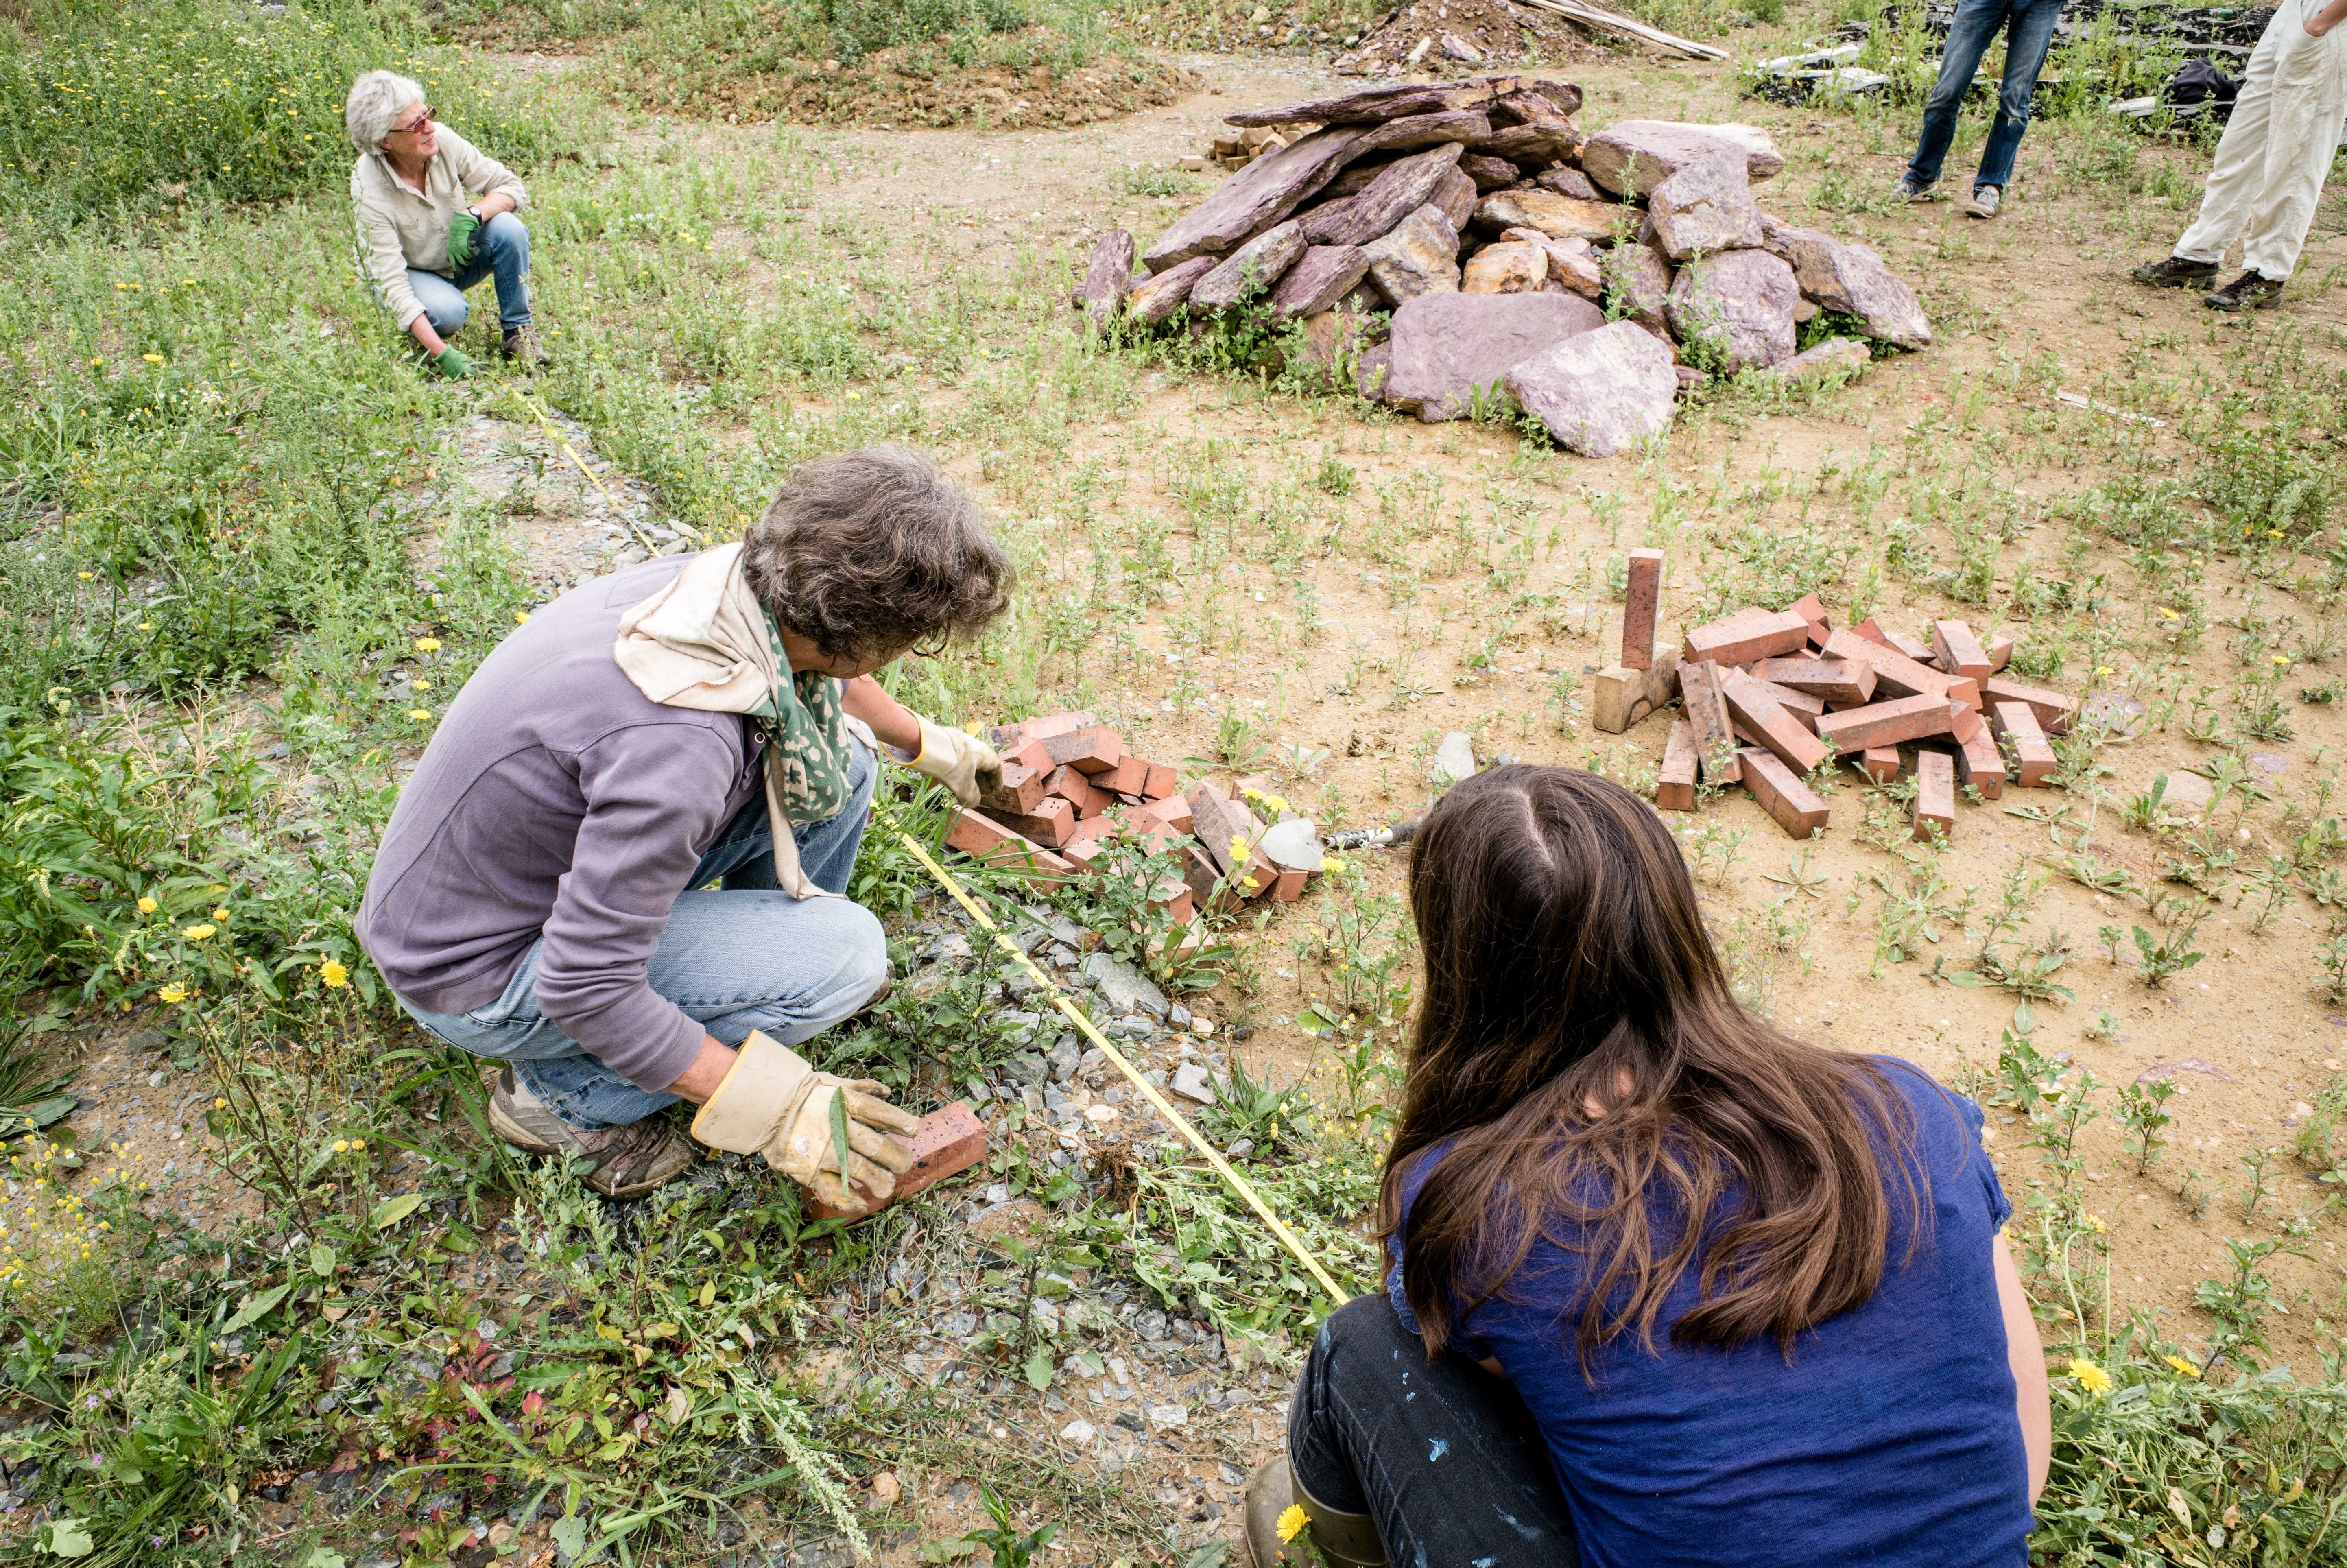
[2131,906,2207,986]
[2192,1235,2311,1372]
[1199,1054,1313,1157]
[2117,1078,2175,1176]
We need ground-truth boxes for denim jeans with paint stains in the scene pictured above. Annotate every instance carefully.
[398,738,887,1131]
[1288,1293,1581,1568]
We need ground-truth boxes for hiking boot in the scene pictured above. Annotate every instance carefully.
[502,325,552,367]
[487,1068,696,1199]
[1894,173,1939,202]
[2131,255,2218,289]
[1960,183,2002,219]
[2205,270,2284,312]
[1243,1456,1387,1568]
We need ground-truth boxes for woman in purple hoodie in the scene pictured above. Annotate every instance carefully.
[360,447,1013,1199]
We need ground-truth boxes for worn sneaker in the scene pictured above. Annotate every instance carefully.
[487,1068,695,1199]
[1895,173,1939,202]
[501,325,552,367]
[1960,183,2002,218]
[2205,271,2284,312]
[2131,255,2218,289]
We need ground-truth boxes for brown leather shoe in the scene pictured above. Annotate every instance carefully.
[2131,255,2218,289]
[487,1068,694,1199]
[2205,271,2284,312]
[501,325,552,367]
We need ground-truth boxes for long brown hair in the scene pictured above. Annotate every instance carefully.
[1379,765,1921,1365]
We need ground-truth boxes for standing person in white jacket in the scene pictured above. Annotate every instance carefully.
[346,70,550,378]
[2133,0,2347,310]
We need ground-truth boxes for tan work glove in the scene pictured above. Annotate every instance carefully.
[895,716,1004,808]
[690,1031,922,1205]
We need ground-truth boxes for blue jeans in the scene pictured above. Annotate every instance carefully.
[399,740,887,1131]
[407,211,533,338]
[1905,0,2065,192]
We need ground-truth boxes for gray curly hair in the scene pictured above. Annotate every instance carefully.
[345,70,425,154]
[743,446,1014,664]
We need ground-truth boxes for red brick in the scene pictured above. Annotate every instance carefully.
[1035,725,1125,775]
[1097,755,1152,796]
[1676,661,1740,784]
[1946,701,1983,747]
[1992,702,2059,786]
[1744,676,1825,731]
[1622,549,1665,670]
[1720,671,1831,774]
[1945,676,1982,711]
[987,711,1096,753]
[1044,765,1113,818]
[1982,677,2074,736]
[979,762,1048,816]
[1849,618,1892,647]
[1886,630,1936,665]
[1140,761,1180,800]
[1186,786,1258,874]
[1856,745,1900,783]
[1135,794,1196,834]
[1269,867,1308,901]
[804,1102,989,1221]
[1738,748,1830,839]
[947,808,1050,866]
[1751,657,1875,705]
[1683,607,1810,667]
[1786,592,1827,639]
[1152,878,1196,922]
[1823,629,1952,703]
[1063,812,1122,846]
[1955,728,2005,799]
[1987,637,2013,674]
[1913,751,1954,842]
[1931,620,1991,684]
[1813,692,1954,753]
[1657,721,1698,811]
[981,795,1076,847]
[1179,844,1223,909]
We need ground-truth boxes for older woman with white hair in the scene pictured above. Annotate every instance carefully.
[347,69,548,378]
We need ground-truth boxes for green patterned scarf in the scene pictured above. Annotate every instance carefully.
[750,604,855,825]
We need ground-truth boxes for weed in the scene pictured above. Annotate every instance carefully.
[2116,1079,2175,1176]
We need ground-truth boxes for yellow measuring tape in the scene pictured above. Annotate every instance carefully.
[886,821,1350,1305]
[506,389,661,553]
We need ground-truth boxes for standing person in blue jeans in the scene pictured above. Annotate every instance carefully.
[358,447,1016,1199]
[1895,0,2065,219]
[1246,766,2050,1568]
[347,69,550,378]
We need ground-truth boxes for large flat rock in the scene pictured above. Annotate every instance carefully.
[1505,319,1677,456]
[1223,80,1497,128]
[1355,108,1492,154]
[1075,229,1135,337]
[1301,142,1465,247]
[1646,151,1764,262]
[1602,239,1674,328]
[1143,127,1361,273]
[1760,217,1932,349]
[1379,291,1604,421]
[1268,244,1371,318]
[1190,219,1306,310]
[1472,188,1624,241]
[1581,120,1784,198]
[1361,202,1463,304]
[1665,249,1798,372]
[1126,255,1214,325]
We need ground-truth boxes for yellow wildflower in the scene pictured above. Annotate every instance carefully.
[411,678,430,691]
[2068,1359,2113,1396]
[2273,655,2290,666]
[2165,1355,2201,1379]
[514,611,531,624]
[158,983,187,1004]
[1323,856,1346,874]
[142,353,163,364]
[137,896,157,914]
[1276,1505,1309,1544]
[76,571,93,581]
[214,1098,227,1109]
[333,1140,349,1153]
[182,924,216,941]
[1228,837,1251,861]
[414,636,441,653]
[212,906,230,921]
[320,959,349,988]
[2083,1213,2105,1234]
[408,708,432,721]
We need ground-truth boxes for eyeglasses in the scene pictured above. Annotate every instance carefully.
[390,105,435,135]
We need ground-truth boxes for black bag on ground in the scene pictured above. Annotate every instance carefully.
[2163,57,2238,105]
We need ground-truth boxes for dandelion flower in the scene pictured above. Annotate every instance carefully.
[1276,1505,1309,1543]
[76,570,93,581]
[137,896,157,914]
[514,611,531,624]
[411,678,430,691]
[2273,655,2290,666]
[212,906,230,922]
[142,353,164,364]
[158,984,187,1004]
[408,708,432,721]
[320,959,348,988]
[2083,1213,2105,1233]
[213,1098,227,1110]
[1229,837,1251,861]
[2068,1359,2113,1396]
[351,1139,367,1153]
[333,1140,349,1153]
[182,924,216,941]
[1323,856,1346,874]
[2164,1354,2201,1379]
[414,636,441,653]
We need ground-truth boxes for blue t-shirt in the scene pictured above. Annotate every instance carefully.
[1388,1057,2028,1568]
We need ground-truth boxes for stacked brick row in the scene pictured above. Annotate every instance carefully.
[1598,558,2076,841]
[941,711,1317,914]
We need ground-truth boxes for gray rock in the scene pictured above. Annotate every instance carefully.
[1356,339,1395,399]
[1432,731,1477,785]
[1581,120,1784,198]
[1361,203,1463,305]
[1059,1417,1098,1443]
[1047,1035,1082,1082]
[1169,1002,1193,1029]
[1005,1053,1050,1088]
[1759,336,1870,386]
[1083,952,1169,1018]
[1269,245,1372,319]
[1144,126,1363,272]
[1078,1046,1111,1088]
[1301,141,1467,249]
[996,1008,1044,1038]
[922,932,973,964]
[1646,151,1764,262]
[124,1026,171,1054]
[2155,771,2216,818]
[1127,255,1215,325]
[1171,1063,1218,1105]
[1381,291,1605,421]
[1109,1016,1155,1040]
[1353,108,1493,155]
[1076,229,1135,336]
[1601,240,1674,329]
[2079,693,2147,738]
[1191,220,1307,310]
[1505,318,1680,456]
[1226,1138,1257,1159]
[1535,165,1601,200]
[1665,250,1798,373]
[1759,216,1931,349]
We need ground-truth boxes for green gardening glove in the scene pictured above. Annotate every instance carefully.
[446,210,480,270]
[429,345,473,380]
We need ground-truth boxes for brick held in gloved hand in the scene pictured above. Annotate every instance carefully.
[804,1103,990,1222]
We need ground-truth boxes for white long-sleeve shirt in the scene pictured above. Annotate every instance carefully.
[350,125,528,330]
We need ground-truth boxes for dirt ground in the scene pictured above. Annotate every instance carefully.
[55,39,2347,1566]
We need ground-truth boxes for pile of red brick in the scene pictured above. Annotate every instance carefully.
[1605,553,2078,841]
[941,711,1318,916]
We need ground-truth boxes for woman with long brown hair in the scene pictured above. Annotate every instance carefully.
[1247,765,2048,1568]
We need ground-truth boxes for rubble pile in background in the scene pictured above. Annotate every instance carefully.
[1074,75,1932,456]
[1591,551,2079,840]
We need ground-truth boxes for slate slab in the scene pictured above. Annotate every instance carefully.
[1759,216,1931,348]
[1190,219,1306,309]
[1472,189,1624,240]
[1504,318,1678,456]
[1301,141,1465,247]
[1268,245,1371,318]
[1126,255,1215,325]
[1665,249,1798,372]
[1075,229,1135,336]
[1222,80,1497,128]
[1143,127,1361,272]
[1381,291,1604,421]
[1645,151,1764,261]
[1760,336,1869,385]
[1581,120,1784,198]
